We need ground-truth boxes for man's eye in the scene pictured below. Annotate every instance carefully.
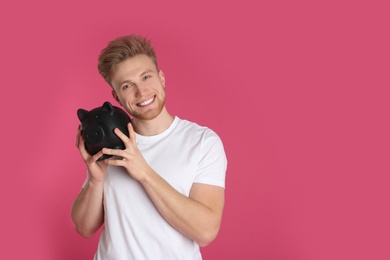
[143,75,151,80]
[122,84,132,90]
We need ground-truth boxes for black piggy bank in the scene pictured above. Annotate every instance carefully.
[77,101,131,161]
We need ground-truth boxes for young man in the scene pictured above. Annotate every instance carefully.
[72,34,227,259]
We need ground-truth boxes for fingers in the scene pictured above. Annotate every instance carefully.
[75,125,82,147]
[104,157,125,167]
[106,123,137,158]
[102,147,126,158]
[114,122,136,147]
[76,125,87,153]
[88,150,105,163]
[77,132,89,159]
[76,126,101,163]
[127,122,137,146]
[76,125,107,168]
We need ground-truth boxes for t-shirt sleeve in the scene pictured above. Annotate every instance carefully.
[193,130,227,188]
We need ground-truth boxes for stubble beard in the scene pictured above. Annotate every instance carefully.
[130,94,166,120]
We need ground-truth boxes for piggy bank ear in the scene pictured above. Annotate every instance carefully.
[102,101,114,115]
[77,109,89,122]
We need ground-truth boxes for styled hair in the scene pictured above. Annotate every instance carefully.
[97,34,158,85]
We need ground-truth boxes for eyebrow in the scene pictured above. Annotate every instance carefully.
[117,70,155,87]
[140,69,154,76]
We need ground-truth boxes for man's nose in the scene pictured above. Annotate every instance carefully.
[134,84,146,97]
[135,83,147,97]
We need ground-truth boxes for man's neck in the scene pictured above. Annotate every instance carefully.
[131,108,175,136]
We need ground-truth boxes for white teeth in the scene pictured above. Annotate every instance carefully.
[138,97,154,106]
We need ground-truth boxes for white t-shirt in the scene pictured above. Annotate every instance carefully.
[85,117,227,260]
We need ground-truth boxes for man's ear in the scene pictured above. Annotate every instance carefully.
[111,90,122,106]
[159,70,166,88]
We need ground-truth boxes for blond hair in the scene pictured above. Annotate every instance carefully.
[97,34,158,84]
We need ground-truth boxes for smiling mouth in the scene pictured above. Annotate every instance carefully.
[137,96,155,107]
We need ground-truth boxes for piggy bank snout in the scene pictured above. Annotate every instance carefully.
[83,123,105,145]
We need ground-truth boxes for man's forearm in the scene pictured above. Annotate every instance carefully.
[139,169,224,247]
[71,181,105,238]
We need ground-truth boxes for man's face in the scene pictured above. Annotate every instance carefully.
[110,54,166,120]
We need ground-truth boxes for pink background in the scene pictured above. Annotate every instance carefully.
[1,0,389,259]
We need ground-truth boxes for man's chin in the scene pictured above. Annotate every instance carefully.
[131,109,162,121]
[133,100,165,120]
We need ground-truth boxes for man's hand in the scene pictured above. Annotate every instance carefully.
[76,127,108,183]
[102,123,153,181]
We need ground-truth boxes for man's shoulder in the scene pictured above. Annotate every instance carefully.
[174,117,221,141]
[175,117,212,133]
